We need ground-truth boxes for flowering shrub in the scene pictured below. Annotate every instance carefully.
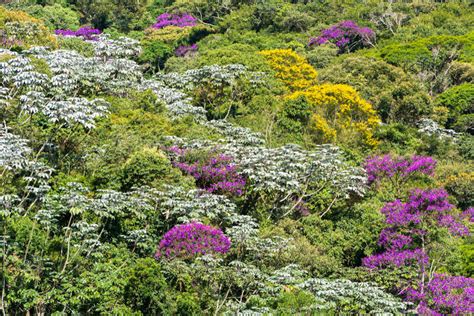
[309,20,375,53]
[175,44,198,57]
[155,222,231,259]
[365,154,437,185]
[406,274,474,315]
[167,147,246,196]
[286,84,380,146]
[55,26,101,40]
[259,49,318,91]
[363,188,471,313]
[151,13,197,29]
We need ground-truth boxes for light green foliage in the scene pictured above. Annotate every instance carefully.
[120,147,177,190]
[320,57,431,123]
[305,43,338,69]
[20,4,80,29]
[435,83,474,132]
[320,56,431,123]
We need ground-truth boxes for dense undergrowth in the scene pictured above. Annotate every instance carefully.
[0,0,473,314]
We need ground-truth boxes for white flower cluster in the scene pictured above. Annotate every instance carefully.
[418,118,459,139]
[299,278,408,313]
[0,50,112,128]
[0,125,52,213]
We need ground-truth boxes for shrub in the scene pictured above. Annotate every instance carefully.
[21,4,80,30]
[435,83,474,132]
[319,57,431,123]
[259,49,318,91]
[363,188,470,269]
[175,44,198,57]
[305,44,338,69]
[441,172,474,210]
[0,7,57,49]
[365,154,436,186]
[166,147,246,196]
[286,84,380,146]
[151,13,197,29]
[120,147,175,190]
[309,20,375,53]
[155,222,231,259]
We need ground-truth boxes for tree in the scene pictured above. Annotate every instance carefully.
[319,57,431,124]
[259,49,318,92]
[287,84,380,146]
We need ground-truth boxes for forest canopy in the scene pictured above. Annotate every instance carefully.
[0,0,473,314]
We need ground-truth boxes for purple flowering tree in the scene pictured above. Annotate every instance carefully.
[155,222,231,259]
[406,274,474,315]
[175,44,198,57]
[55,26,101,40]
[151,13,197,29]
[309,20,375,53]
[364,154,436,191]
[363,188,472,314]
[165,147,246,196]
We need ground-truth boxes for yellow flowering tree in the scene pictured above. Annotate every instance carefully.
[287,84,380,146]
[259,49,318,91]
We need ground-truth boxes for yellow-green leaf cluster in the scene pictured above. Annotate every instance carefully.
[287,84,380,146]
[144,24,211,44]
[0,7,57,49]
[259,49,318,91]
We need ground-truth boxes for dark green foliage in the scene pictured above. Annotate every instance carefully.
[124,258,170,314]
[140,40,173,72]
[277,96,311,133]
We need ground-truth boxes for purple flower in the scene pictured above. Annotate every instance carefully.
[364,154,436,185]
[406,274,474,315]
[155,222,231,259]
[362,248,428,269]
[165,148,246,197]
[309,20,375,52]
[364,188,470,269]
[175,44,198,57]
[151,13,197,29]
[55,26,101,40]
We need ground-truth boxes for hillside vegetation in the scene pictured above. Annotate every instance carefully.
[0,0,473,314]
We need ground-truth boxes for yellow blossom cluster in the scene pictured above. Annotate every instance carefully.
[287,84,380,146]
[259,49,318,91]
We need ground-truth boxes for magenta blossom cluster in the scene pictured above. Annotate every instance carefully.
[166,148,246,196]
[362,248,428,269]
[309,20,375,52]
[405,274,474,315]
[365,154,437,185]
[155,222,231,259]
[381,189,469,236]
[151,13,197,29]
[461,207,474,222]
[364,189,470,269]
[175,44,198,57]
[55,26,101,40]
